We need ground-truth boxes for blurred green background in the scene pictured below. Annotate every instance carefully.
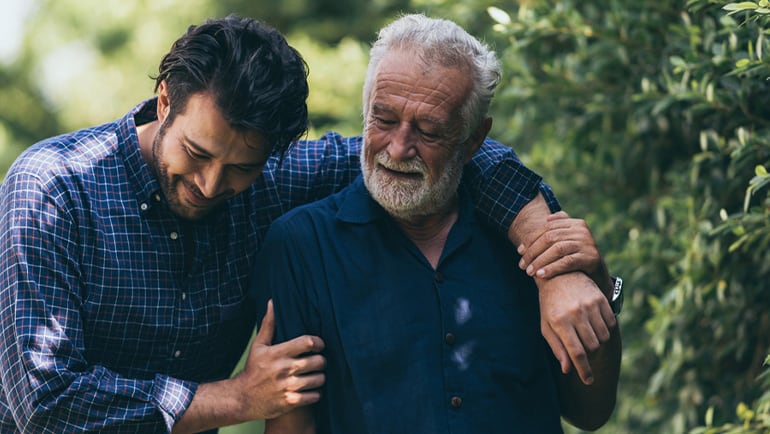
[2,0,770,433]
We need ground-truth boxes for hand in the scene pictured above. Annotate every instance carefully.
[517,212,611,292]
[235,300,326,420]
[537,272,616,385]
[516,211,616,384]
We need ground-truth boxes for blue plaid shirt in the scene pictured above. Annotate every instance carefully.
[0,98,558,433]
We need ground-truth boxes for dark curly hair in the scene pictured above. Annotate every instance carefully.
[154,15,309,156]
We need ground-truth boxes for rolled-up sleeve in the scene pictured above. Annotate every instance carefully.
[464,138,561,235]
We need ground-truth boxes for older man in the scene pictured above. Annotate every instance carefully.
[256,13,621,434]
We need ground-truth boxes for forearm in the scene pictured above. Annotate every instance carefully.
[507,193,552,247]
[172,377,246,434]
[559,325,622,430]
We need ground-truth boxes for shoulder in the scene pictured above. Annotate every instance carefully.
[7,122,122,187]
[281,132,363,162]
[269,189,345,236]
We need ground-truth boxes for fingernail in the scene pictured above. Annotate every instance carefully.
[536,269,545,278]
[526,265,534,275]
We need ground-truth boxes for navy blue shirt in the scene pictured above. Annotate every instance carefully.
[255,177,564,434]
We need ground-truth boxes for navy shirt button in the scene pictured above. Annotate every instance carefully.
[444,333,456,345]
[434,272,444,283]
[450,396,462,408]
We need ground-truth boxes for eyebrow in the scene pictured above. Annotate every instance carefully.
[185,137,213,157]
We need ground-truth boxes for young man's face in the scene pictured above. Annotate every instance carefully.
[151,85,270,220]
[361,49,475,219]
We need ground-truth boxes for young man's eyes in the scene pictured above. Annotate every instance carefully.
[183,145,209,161]
[183,144,263,173]
[232,165,262,174]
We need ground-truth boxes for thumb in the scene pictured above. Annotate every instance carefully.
[254,299,275,346]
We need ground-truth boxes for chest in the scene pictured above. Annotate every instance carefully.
[70,194,259,364]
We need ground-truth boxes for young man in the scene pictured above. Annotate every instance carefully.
[0,15,614,434]
[258,14,621,434]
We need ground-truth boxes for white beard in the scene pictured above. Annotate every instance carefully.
[361,140,466,220]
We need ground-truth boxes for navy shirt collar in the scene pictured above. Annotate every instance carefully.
[336,175,479,265]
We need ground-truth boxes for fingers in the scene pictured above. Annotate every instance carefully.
[566,339,594,385]
[254,299,276,346]
[266,352,327,412]
[239,299,329,420]
[538,272,619,385]
[518,217,599,279]
[279,334,326,358]
[531,250,598,279]
[282,388,323,408]
[541,320,572,375]
[280,370,326,401]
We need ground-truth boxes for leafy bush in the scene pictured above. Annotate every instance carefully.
[445,0,770,432]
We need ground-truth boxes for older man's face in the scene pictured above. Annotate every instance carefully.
[361,49,474,219]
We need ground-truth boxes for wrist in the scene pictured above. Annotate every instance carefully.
[589,259,613,299]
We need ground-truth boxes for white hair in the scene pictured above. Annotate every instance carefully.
[362,13,502,138]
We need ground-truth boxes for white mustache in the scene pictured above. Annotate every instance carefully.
[375,151,427,175]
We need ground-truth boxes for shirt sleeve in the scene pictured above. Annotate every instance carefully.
[267,133,560,235]
[250,216,319,345]
[463,138,561,234]
[0,167,195,433]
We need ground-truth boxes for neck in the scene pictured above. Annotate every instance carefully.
[393,197,459,269]
[136,120,160,166]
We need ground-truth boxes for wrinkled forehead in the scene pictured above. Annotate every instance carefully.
[373,50,472,111]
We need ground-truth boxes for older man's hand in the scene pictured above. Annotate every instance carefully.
[516,211,616,384]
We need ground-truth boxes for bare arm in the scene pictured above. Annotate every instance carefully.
[172,302,326,433]
[264,407,316,434]
[508,195,616,385]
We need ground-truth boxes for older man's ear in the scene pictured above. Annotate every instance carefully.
[464,116,493,164]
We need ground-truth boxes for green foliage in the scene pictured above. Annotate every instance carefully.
[478,0,770,432]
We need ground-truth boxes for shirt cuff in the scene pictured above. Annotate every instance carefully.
[538,182,562,213]
[151,374,198,432]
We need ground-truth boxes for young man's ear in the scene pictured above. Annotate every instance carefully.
[156,80,171,123]
[463,116,493,164]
